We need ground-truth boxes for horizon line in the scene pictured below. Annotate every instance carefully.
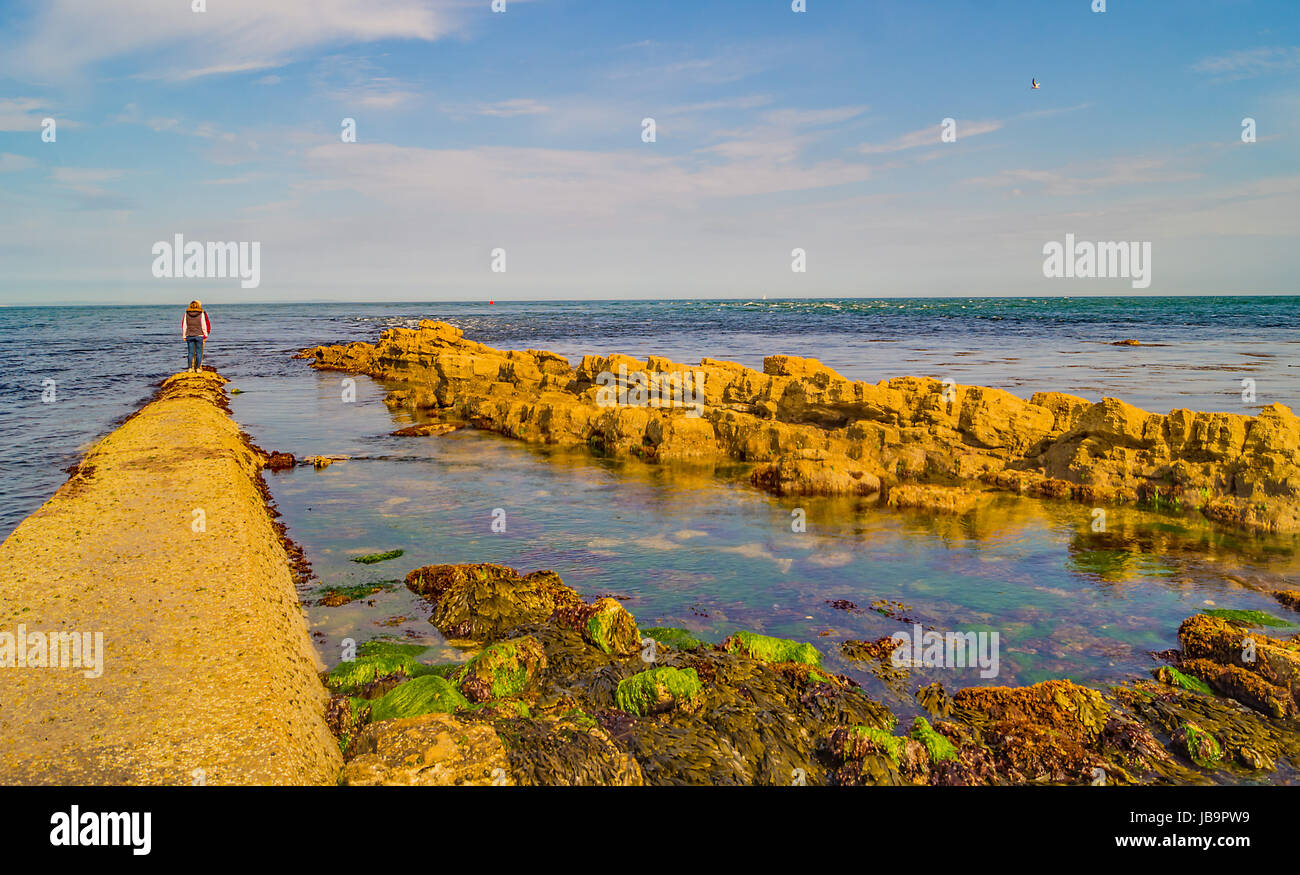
[3,292,1299,308]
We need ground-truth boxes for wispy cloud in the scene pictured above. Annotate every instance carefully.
[0,153,36,173]
[1014,102,1092,120]
[314,54,424,110]
[663,95,773,115]
[606,43,767,85]
[48,167,130,210]
[2,0,465,81]
[1192,46,1300,79]
[964,158,1199,197]
[442,98,552,118]
[0,97,56,132]
[861,119,1001,154]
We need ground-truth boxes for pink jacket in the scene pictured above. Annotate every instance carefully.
[182,310,212,339]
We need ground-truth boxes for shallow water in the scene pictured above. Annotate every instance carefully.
[228,364,1300,728]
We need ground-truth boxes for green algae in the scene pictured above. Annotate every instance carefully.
[1179,721,1223,769]
[368,675,469,722]
[316,580,399,605]
[642,627,704,651]
[615,667,703,717]
[910,716,957,763]
[580,598,640,656]
[455,637,546,703]
[561,708,599,730]
[1154,665,1213,696]
[848,725,904,763]
[1201,608,1294,628]
[724,631,821,666]
[325,641,446,694]
[351,549,405,565]
[467,699,532,718]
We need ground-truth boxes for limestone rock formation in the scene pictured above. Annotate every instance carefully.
[301,321,1300,533]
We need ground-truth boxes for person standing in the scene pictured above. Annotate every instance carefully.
[181,300,211,372]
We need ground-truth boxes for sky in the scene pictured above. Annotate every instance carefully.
[0,0,1297,305]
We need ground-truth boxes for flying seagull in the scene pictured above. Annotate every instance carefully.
[1031,78,1040,89]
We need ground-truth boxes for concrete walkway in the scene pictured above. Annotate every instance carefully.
[0,371,341,784]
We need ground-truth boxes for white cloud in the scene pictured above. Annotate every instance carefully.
[1193,47,1300,79]
[663,95,773,115]
[964,158,1199,197]
[761,106,868,128]
[453,98,552,117]
[861,119,1002,154]
[50,168,124,185]
[315,55,424,110]
[0,98,54,131]
[2,0,468,81]
[0,153,36,172]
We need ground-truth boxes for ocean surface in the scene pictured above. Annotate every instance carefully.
[5,296,1298,537]
[3,297,1299,760]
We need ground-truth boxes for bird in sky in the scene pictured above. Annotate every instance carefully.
[1031,78,1040,89]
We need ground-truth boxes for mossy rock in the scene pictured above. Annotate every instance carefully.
[642,627,704,651]
[910,716,958,763]
[467,699,532,719]
[325,641,440,695]
[455,636,547,703]
[722,630,821,666]
[825,724,932,785]
[405,563,583,641]
[1154,665,1213,696]
[550,597,640,657]
[351,549,405,565]
[317,580,399,607]
[368,675,470,723]
[615,667,703,717]
[848,725,905,763]
[1175,721,1223,769]
[582,598,641,656]
[619,649,872,785]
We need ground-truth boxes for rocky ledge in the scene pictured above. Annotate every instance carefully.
[299,321,1300,534]
[323,562,1300,785]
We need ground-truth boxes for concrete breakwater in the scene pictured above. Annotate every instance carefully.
[301,320,1300,535]
[0,371,341,784]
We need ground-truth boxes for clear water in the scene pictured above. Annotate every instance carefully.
[2,298,1298,715]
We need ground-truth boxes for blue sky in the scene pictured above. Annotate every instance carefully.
[0,0,1297,304]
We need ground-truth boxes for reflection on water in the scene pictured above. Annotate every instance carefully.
[230,369,1300,721]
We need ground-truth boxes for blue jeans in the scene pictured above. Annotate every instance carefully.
[186,337,203,370]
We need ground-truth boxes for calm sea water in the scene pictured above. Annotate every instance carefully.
[3,297,1298,746]
[4,296,1298,536]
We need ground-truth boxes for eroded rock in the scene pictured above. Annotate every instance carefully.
[301,321,1300,532]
